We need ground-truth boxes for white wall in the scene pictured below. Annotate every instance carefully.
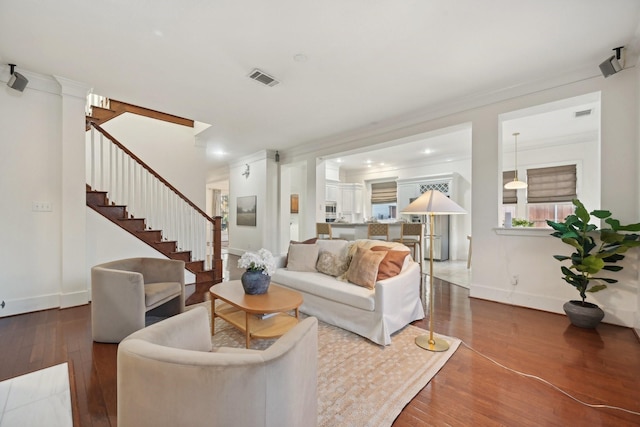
[280,71,639,328]
[102,113,207,209]
[0,68,91,317]
[85,209,195,288]
[228,151,279,256]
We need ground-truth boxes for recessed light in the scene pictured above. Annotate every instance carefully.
[153,29,164,37]
[424,149,432,155]
[293,53,308,63]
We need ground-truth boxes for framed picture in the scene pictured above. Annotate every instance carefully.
[237,196,257,226]
[290,194,299,213]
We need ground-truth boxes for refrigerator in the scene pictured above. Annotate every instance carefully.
[424,215,449,261]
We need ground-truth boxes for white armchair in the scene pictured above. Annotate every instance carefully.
[91,257,185,343]
[117,306,318,427]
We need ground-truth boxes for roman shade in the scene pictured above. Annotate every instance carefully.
[527,165,577,203]
[371,181,397,204]
[503,171,517,204]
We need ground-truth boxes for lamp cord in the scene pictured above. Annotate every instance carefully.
[459,340,640,416]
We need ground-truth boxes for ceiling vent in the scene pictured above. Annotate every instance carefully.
[574,109,592,118]
[248,69,279,87]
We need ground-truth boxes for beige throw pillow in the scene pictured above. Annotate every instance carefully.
[286,243,319,272]
[346,247,386,289]
[316,251,350,277]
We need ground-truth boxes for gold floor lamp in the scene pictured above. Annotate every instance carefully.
[402,190,466,352]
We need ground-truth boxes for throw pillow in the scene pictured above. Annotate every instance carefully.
[286,243,319,272]
[285,237,318,267]
[370,246,410,280]
[346,247,386,289]
[316,250,350,277]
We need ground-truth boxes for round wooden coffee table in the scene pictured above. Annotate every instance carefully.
[209,281,303,348]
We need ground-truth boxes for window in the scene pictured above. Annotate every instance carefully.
[526,165,577,203]
[527,203,573,227]
[502,164,577,228]
[370,181,397,220]
[526,165,576,227]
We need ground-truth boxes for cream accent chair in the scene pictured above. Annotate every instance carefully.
[91,257,185,343]
[117,307,319,427]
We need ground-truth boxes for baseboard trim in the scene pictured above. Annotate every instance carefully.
[60,291,89,309]
[0,290,90,317]
[470,284,635,328]
[0,294,60,318]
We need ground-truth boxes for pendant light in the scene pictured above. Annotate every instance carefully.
[504,132,527,189]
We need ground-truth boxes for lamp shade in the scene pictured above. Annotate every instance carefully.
[401,190,466,215]
[504,179,528,190]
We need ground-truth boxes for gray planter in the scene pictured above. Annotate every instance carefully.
[563,300,604,328]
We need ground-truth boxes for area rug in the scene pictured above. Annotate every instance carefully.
[190,302,460,427]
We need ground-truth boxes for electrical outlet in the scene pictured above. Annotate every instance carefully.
[32,201,52,212]
[511,275,519,286]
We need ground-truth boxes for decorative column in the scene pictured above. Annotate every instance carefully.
[55,76,91,308]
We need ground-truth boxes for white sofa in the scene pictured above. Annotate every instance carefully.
[272,239,424,345]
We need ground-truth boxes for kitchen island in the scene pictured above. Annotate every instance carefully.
[329,222,405,240]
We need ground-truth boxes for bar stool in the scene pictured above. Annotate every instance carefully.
[367,223,389,241]
[316,223,333,240]
[392,223,423,273]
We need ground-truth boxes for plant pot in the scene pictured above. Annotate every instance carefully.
[241,270,271,295]
[563,300,604,329]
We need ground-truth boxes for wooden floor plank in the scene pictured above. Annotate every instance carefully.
[0,276,638,426]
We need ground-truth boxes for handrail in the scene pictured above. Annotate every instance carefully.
[88,121,215,223]
[86,120,221,271]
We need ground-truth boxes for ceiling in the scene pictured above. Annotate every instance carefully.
[330,92,601,172]
[0,1,638,176]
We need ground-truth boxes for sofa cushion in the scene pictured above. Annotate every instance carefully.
[316,251,350,277]
[285,237,317,267]
[144,281,182,307]
[286,243,319,272]
[370,246,410,280]
[272,269,375,311]
[346,247,386,289]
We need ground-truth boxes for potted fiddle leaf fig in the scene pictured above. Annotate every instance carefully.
[547,199,640,328]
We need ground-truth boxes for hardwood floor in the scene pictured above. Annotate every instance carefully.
[0,278,638,426]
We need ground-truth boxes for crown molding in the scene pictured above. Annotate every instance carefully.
[284,64,607,161]
[53,75,91,99]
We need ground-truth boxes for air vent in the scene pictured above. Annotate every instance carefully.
[248,69,279,87]
[574,109,592,118]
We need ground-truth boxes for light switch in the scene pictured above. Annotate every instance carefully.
[32,201,53,212]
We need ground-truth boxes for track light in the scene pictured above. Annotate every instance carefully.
[599,46,624,78]
[6,64,28,92]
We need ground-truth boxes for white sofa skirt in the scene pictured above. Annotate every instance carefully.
[273,262,424,345]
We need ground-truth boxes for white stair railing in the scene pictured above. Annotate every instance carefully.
[86,121,217,269]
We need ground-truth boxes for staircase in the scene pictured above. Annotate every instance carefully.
[86,98,194,129]
[85,119,222,305]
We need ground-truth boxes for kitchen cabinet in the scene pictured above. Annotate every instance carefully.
[339,183,363,215]
[325,181,340,202]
